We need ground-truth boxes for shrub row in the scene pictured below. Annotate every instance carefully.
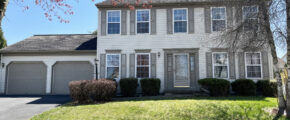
[198,78,277,97]
[119,78,161,97]
[69,79,117,104]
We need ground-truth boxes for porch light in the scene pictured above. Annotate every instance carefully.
[1,63,4,68]
[158,52,161,58]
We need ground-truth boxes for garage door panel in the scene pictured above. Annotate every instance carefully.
[7,62,47,95]
[52,61,94,95]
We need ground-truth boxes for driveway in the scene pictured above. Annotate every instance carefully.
[0,96,71,120]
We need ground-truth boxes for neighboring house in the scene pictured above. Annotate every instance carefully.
[0,34,97,95]
[96,0,273,94]
[0,0,274,95]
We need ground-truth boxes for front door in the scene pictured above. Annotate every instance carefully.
[173,54,190,88]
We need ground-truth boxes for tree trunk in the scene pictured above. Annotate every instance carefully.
[0,0,9,48]
[286,0,290,118]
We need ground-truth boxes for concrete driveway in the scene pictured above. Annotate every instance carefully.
[0,96,71,120]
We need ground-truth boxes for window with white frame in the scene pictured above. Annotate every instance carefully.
[213,53,229,78]
[243,6,258,31]
[136,10,150,34]
[211,7,226,32]
[107,11,121,34]
[136,54,150,78]
[246,53,262,78]
[106,54,120,79]
[173,8,188,33]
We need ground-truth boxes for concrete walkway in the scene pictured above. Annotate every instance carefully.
[0,96,71,120]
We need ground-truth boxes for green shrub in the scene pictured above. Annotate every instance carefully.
[140,78,161,96]
[256,80,277,97]
[87,79,117,101]
[119,78,138,97]
[198,78,230,96]
[69,80,91,104]
[232,79,256,96]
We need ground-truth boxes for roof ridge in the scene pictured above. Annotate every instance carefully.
[34,34,96,36]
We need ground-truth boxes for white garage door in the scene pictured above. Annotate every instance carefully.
[52,61,94,95]
[6,62,47,95]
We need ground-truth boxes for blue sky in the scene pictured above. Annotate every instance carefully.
[3,0,102,45]
[2,0,286,58]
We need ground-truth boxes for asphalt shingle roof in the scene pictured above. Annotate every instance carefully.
[0,34,97,53]
[96,0,235,7]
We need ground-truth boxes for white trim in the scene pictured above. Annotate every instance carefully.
[106,10,121,35]
[245,52,263,79]
[172,8,188,34]
[212,52,229,79]
[135,9,151,34]
[173,53,190,88]
[105,54,121,80]
[210,7,227,32]
[135,53,151,78]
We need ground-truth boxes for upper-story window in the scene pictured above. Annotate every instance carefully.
[213,53,229,78]
[243,6,258,31]
[211,7,226,32]
[136,10,150,34]
[107,10,121,34]
[245,52,262,79]
[173,8,188,33]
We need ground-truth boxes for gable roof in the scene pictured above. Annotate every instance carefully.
[96,0,239,7]
[0,34,97,53]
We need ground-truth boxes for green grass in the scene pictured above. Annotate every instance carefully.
[31,97,282,120]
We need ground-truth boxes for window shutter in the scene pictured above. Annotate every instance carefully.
[100,54,106,78]
[235,6,243,24]
[151,53,157,78]
[130,10,136,35]
[262,52,270,79]
[238,52,245,78]
[121,10,127,35]
[151,8,157,35]
[167,8,173,34]
[188,7,195,34]
[206,52,213,78]
[121,54,127,78]
[129,54,135,77]
[229,52,236,79]
[226,6,233,29]
[204,7,211,33]
[101,10,107,36]
[166,53,174,89]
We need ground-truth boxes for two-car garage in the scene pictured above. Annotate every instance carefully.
[0,34,97,95]
[5,61,94,95]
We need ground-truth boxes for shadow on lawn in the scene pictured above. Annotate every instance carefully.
[111,96,272,102]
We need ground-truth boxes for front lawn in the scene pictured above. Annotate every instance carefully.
[31,97,281,120]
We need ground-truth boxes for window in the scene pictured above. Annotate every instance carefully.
[213,53,229,78]
[136,54,150,78]
[107,11,121,34]
[246,53,262,78]
[106,54,120,79]
[136,10,150,34]
[211,7,226,32]
[243,6,259,31]
[173,8,188,33]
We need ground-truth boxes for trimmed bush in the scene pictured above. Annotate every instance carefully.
[231,79,256,96]
[69,80,91,104]
[86,79,117,101]
[256,80,277,97]
[140,78,161,96]
[119,78,138,97]
[198,78,230,96]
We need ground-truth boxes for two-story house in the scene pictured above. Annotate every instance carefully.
[0,0,273,95]
[96,0,274,94]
